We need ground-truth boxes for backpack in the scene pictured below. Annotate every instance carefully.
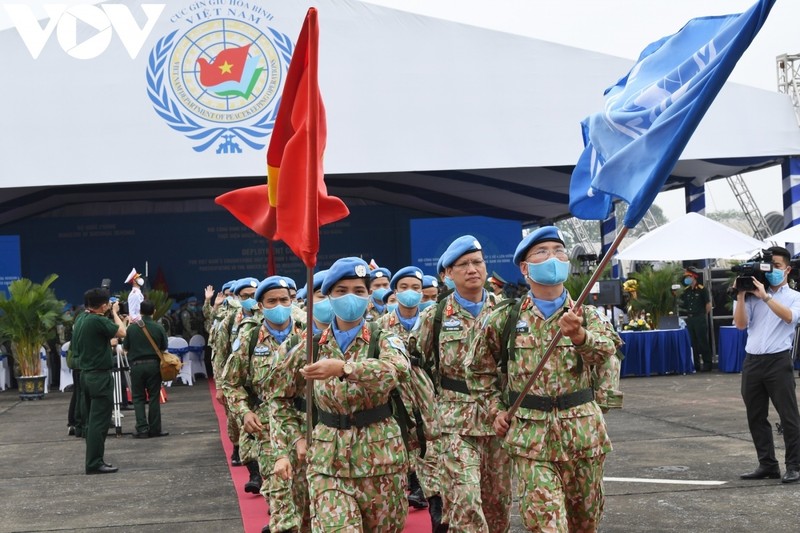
[497,298,624,411]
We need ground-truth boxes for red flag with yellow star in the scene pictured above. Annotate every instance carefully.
[197,44,251,87]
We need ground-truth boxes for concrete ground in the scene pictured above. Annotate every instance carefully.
[1,372,799,532]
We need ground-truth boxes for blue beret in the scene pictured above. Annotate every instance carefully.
[255,275,291,301]
[298,269,329,300]
[390,266,424,291]
[187,296,198,303]
[322,257,370,295]
[381,290,395,305]
[369,267,392,282]
[422,275,439,289]
[436,255,445,274]
[233,277,259,295]
[513,226,566,265]
[296,287,307,300]
[440,235,482,269]
[281,276,297,290]
[221,280,236,292]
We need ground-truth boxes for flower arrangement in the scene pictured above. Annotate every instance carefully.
[623,317,651,331]
[622,279,639,293]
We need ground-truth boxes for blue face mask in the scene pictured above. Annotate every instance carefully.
[371,288,389,305]
[330,294,370,322]
[312,299,334,324]
[766,268,786,287]
[527,258,570,286]
[418,300,435,312]
[241,297,257,311]
[387,303,398,313]
[262,304,292,326]
[683,276,694,286]
[396,289,422,308]
[444,277,455,289]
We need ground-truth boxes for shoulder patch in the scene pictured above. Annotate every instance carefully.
[387,336,406,353]
[232,338,241,352]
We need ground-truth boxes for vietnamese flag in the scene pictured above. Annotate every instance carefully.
[197,44,251,87]
[216,8,348,268]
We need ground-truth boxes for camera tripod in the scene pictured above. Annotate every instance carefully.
[110,343,131,437]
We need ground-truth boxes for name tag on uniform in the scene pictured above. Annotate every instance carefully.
[442,318,463,332]
[515,320,529,333]
[253,346,271,357]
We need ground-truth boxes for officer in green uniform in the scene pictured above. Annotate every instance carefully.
[270,257,412,532]
[468,227,621,532]
[679,267,713,372]
[71,288,126,474]
[124,300,169,438]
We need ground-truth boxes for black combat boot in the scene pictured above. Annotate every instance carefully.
[407,471,428,509]
[230,445,242,466]
[244,461,262,494]
[428,494,445,532]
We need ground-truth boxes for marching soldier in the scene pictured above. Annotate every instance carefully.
[302,270,332,335]
[420,275,439,313]
[413,236,511,532]
[365,267,392,321]
[679,267,713,372]
[222,276,308,533]
[270,257,411,532]
[468,227,621,532]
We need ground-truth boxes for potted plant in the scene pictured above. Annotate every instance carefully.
[0,274,66,400]
[627,264,683,327]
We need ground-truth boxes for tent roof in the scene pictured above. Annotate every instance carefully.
[0,0,798,226]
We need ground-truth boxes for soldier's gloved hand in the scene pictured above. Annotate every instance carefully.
[296,438,307,462]
[493,410,510,437]
[215,389,226,406]
[274,456,293,481]
[243,411,264,435]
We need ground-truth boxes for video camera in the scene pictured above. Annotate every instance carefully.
[731,250,773,292]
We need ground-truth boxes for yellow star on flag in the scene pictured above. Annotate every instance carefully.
[218,61,233,75]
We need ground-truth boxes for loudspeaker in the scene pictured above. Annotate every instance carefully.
[589,280,623,307]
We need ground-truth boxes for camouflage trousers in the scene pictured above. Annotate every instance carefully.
[441,433,512,533]
[414,436,444,497]
[239,430,259,464]
[226,402,241,444]
[513,453,606,533]
[260,446,311,532]
[307,471,407,532]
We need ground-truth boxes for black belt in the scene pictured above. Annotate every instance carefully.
[747,349,791,357]
[293,397,307,412]
[508,388,594,412]
[440,375,469,395]
[85,368,111,373]
[317,403,392,430]
[131,359,158,366]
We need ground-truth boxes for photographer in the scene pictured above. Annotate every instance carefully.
[734,246,800,484]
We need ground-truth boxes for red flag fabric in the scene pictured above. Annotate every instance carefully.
[197,44,251,87]
[215,8,348,268]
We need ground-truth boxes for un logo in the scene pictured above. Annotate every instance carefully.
[147,19,293,153]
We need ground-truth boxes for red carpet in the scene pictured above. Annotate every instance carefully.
[208,379,431,532]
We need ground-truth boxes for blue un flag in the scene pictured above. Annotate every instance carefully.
[569,0,776,227]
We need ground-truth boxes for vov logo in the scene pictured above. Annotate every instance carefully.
[3,3,165,59]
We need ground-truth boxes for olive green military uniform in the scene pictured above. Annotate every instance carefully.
[222,315,309,531]
[124,317,168,436]
[467,295,620,532]
[679,285,712,371]
[72,312,119,473]
[269,323,412,532]
[70,312,87,438]
[413,292,511,533]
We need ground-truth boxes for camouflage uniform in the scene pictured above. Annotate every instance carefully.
[209,299,242,446]
[467,295,620,532]
[364,300,385,323]
[269,323,411,532]
[222,315,309,531]
[413,293,511,533]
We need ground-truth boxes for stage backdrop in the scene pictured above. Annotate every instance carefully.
[0,235,21,296]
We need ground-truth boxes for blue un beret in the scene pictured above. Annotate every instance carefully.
[390,266,424,291]
[255,275,291,302]
[440,235,482,269]
[513,226,566,265]
[233,277,259,295]
[281,276,297,290]
[221,280,236,293]
[298,269,329,300]
[422,275,439,289]
[369,267,392,282]
[322,257,370,296]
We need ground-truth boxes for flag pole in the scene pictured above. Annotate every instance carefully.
[305,267,315,443]
[506,226,629,419]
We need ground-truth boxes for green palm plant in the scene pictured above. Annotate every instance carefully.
[0,274,66,376]
[628,264,682,326]
[145,289,174,320]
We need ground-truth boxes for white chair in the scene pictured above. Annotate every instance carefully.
[39,346,49,394]
[0,346,10,391]
[187,334,208,380]
[167,336,192,386]
[59,341,73,392]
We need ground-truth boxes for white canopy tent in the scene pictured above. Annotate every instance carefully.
[0,0,798,226]
[767,225,800,244]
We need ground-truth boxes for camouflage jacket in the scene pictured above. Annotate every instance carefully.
[209,300,242,388]
[269,322,411,478]
[364,301,385,323]
[290,303,308,328]
[412,291,496,437]
[466,293,620,461]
